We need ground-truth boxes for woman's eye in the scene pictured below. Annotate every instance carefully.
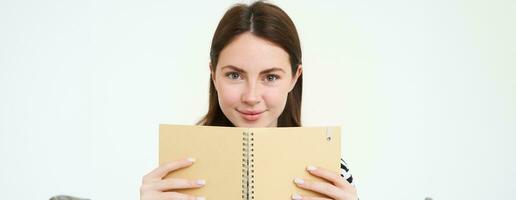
[265,74,279,82]
[225,72,241,80]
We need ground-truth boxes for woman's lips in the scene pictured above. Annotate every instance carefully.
[237,109,265,121]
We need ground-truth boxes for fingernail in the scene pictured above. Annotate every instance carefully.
[196,179,206,185]
[292,193,302,200]
[294,178,304,184]
[306,165,317,171]
[187,157,196,162]
[196,196,206,200]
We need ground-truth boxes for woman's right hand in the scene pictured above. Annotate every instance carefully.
[140,157,206,200]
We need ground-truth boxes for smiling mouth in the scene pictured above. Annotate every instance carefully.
[237,109,265,121]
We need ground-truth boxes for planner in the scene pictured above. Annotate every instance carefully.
[159,124,341,199]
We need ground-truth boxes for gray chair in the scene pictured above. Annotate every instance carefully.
[49,195,89,200]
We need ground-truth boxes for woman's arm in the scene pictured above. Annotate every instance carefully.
[140,158,206,200]
[292,159,358,200]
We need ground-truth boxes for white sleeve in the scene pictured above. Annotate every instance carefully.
[340,158,356,187]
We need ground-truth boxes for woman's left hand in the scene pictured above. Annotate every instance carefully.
[292,165,358,200]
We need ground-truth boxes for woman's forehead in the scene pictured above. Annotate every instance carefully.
[217,32,291,73]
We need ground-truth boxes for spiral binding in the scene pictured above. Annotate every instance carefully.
[241,131,255,200]
[242,131,248,199]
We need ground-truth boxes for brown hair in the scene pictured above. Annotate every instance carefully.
[198,1,302,127]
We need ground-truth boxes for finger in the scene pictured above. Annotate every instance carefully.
[144,157,195,181]
[306,165,349,189]
[153,178,206,191]
[161,191,205,200]
[301,197,332,200]
[293,178,343,200]
[291,193,331,200]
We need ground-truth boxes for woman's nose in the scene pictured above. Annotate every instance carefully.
[241,83,261,106]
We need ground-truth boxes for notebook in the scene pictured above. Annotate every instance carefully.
[159,124,341,199]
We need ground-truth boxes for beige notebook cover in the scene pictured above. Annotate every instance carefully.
[159,124,341,200]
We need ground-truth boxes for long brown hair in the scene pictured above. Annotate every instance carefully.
[198,1,303,127]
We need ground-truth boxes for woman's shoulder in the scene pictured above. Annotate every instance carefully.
[340,158,355,186]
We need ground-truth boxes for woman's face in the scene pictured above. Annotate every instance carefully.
[212,32,302,128]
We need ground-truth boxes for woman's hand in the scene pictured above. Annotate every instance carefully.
[140,158,206,200]
[292,165,358,200]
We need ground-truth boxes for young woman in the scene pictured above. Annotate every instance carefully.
[140,1,358,200]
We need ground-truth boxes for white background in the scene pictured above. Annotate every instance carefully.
[1,0,515,199]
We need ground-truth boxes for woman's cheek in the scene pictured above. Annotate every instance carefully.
[262,87,288,110]
[218,84,242,107]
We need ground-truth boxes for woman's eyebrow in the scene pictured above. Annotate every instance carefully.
[260,67,285,74]
[221,65,245,73]
[220,65,286,74]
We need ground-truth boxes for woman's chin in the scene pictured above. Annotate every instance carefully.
[232,119,268,128]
